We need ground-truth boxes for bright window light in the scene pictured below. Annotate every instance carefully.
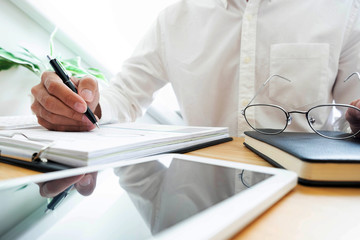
[21,0,180,113]
[23,0,178,73]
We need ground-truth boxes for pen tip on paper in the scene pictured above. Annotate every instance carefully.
[95,122,100,129]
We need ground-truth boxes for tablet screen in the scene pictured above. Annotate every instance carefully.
[1,155,291,240]
[113,156,272,236]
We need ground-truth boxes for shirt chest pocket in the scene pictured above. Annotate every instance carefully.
[269,43,330,109]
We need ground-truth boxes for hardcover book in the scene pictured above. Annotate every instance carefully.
[243,131,360,186]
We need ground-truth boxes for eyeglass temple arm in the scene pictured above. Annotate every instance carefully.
[245,74,292,108]
[344,72,360,83]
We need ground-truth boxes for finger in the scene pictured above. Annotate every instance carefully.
[350,99,360,109]
[77,76,99,103]
[75,172,98,196]
[347,108,360,122]
[33,74,86,118]
[31,95,87,123]
[32,99,91,125]
[345,100,360,136]
[38,175,85,198]
[347,100,360,123]
[41,72,88,113]
[32,98,96,131]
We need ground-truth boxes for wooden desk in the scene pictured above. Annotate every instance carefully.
[188,138,360,240]
[0,162,40,180]
[2,138,360,239]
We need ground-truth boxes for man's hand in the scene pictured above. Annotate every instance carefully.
[346,99,360,136]
[31,71,101,131]
[38,172,98,198]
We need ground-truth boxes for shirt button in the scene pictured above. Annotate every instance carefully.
[243,56,251,64]
[241,99,250,107]
[246,14,253,21]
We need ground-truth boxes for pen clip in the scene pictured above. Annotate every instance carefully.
[47,55,70,79]
[56,59,70,78]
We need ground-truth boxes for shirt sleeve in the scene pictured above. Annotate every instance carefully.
[333,2,360,105]
[99,15,169,124]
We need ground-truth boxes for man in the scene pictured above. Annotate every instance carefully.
[31,0,360,194]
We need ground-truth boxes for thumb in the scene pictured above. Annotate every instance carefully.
[353,99,360,108]
[75,172,98,196]
[77,76,99,103]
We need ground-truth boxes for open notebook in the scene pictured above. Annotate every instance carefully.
[0,123,230,167]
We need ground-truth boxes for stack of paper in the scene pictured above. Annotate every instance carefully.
[0,115,39,130]
[0,123,230,167]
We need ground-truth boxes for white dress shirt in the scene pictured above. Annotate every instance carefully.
[99,0,360,137]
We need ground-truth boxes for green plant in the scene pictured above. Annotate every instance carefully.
[0,29,107,82]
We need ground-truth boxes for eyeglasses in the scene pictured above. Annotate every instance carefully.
[241,73,360,140]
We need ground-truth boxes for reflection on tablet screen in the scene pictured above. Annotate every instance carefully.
[1,155,277,240]
[115,157,272,235]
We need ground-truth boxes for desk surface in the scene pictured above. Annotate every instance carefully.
[2,137,360,239]
[188,138,360,240]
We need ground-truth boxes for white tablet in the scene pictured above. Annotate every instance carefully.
[0,154,297,240]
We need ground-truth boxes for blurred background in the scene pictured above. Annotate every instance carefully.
[0,0,183,124]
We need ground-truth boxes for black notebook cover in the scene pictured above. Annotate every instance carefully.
[243,131,360,187]
[244,131,360,163]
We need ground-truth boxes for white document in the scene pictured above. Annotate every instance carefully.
[0,123,229,166]
[0,115,39,130]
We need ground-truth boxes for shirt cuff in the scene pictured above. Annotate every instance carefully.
[98,95,117,125]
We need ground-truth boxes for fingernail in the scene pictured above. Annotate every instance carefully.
[81,89,93,102]
[74,102,86,113]
[79,175,91,187]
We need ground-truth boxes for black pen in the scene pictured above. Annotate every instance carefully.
[45,184,74,213]
[47,55,99,128]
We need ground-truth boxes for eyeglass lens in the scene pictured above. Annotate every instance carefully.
[244,105,288,134]
[307,105,355,139]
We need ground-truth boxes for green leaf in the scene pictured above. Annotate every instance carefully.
[62,57,82,68]
[64,65,88,77]
[0,27,108,83]
[20,46,47,70]
[88,67,107,81]
[20,46,42,63]
[15,184,28,191]
[0,47,41,75]
[49,28,58,57]
[0,57,16,71]
[60,58,108,82]
[61,57,88,77]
